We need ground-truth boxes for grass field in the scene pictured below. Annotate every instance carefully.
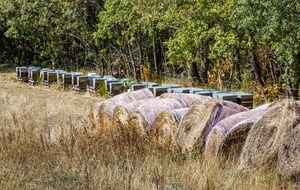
[0,70,297,189]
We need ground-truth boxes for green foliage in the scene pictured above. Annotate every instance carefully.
[97,82,108,98]
[1,0,300,97]
[0,0,102,68]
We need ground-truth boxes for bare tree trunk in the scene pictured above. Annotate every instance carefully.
[126,35,137,80]
[152,29,157,74]
[233,45,242,82]
[249,36,265,87]
[137,25,143,82]
[291,52,300,98]
[190,61,202,85]
[201,40,210,84]
[250,47,264,87]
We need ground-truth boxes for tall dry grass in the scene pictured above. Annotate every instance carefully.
[0,70,297,189]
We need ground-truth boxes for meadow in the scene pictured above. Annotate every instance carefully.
[0,70,297,189]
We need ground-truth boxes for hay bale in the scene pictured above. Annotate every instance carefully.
[127,98,188,138]
[240,99,300,170]
[216,121,258,169]
[112,98,158,134]
[177,99,245,153]
[221,100,249,112]
[176,99,209,149]
[98,101,116,132]
[277,122,300,178]
[151,108,189,149]
[204,104,270,164]
[277,101,300,178]
[204,103,270,157]
[90,88,154,128]
[160,93,212,107]
[204,126,225,159]
[89,102,103,128]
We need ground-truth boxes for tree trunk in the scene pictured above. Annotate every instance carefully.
[190,61,202,85]
[233,45,242,82]
[126,35,137,80]
[201,40,210,84]
[152,29,157,74]
[291,52,300,98]
[250,46,265,87]
[249,36,265,87]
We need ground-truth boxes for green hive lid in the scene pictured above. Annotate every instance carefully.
[195,91,213,97]
[131,84,146,90]
[167,87,191,93]
[189,88,204,94]
[232,92,253,98]
[212,90,228,98]
[161,84,182,88]
[217,93,238,100]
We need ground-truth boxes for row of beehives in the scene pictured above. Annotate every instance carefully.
[15,66,253,108]
[92,89,300,179]
[16,66,127,95]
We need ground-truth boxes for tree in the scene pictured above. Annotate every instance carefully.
[0,0,103,69]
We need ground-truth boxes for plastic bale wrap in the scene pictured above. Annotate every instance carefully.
[216,109,268,169]
[204,103,270,161]
[152,108,189,150]
[277,102,300,178]
[177,99,246,153]
[112,98,158,136]
[240,99,300,170]
[127,98,188,139]
[176,99,211,151]
[221,100,250,113]
[160,93,212,107]
[91,88,154,129]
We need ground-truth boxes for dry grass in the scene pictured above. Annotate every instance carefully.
[0,70,298,189]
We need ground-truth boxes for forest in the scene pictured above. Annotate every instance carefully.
[1,0,300,98]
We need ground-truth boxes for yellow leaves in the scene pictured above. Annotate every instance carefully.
[208,60,231,89]
[141,67,150,82]
[253,81,282,103]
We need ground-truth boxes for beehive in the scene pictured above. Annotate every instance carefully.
[167,87,191,93]
[88,75,101,88]
[16,66,27,79]
[27,66,39,78]
[194,91,213,97]
[28,69,39,85]
[189,88,204,94]
[217,93,238,103]
[41,69,53,82]
[211,90,228,98]
[109,82,124,96]
[233,92,253,109]
[61,73,72,88]
[18,68,29,82]
[90,78,106,93]
[153,87,169,97]
[161,84,182,89]
[131,84,146,91]
[73,76,89,91]
[56,71,68,84]
[71,72,83,86]
[105,79,119,91]
[45,72,58,86]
